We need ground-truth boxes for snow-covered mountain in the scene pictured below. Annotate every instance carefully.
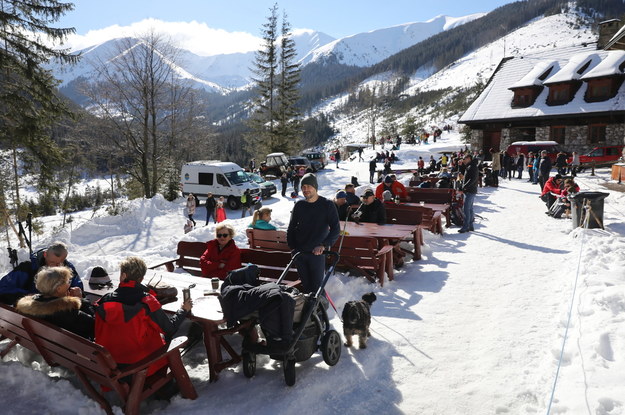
[300,14,485,67]
[323,11,598,146]
[52,14,481,94]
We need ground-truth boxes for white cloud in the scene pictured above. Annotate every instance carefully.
[62,18,262,56]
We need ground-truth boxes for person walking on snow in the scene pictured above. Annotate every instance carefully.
[186,194,196,227]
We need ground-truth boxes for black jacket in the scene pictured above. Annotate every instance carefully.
[205,196,216,210]
[16,294,95,340]
[359,199,387,225]
[539,156,553,178]
[220,265,294,341]
[287,196,340,252]
[461,159,479,194]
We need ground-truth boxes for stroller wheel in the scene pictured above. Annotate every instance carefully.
[321,330,342,366]
[283,358,296,386]
[242,352,256,378]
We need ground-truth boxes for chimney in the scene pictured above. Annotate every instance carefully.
[598,19,622,50]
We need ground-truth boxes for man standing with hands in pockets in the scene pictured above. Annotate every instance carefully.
[287,173,340,293]
[457,153,479,233]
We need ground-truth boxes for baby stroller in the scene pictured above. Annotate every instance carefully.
[238,251,342,386]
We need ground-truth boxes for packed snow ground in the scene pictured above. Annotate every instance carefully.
[1,130,625,415]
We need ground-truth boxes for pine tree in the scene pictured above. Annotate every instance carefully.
[247,4,302,160]
[275,12,302,154]
[0,0,76,244]
[247,3,279,159]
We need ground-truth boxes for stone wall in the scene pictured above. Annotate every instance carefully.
[535,126,549,141]
[565,123,625,153]
[470,129,482,150]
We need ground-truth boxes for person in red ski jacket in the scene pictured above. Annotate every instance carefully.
[200,223,242,279]
[94,257,191,376]
[540,174,563,209]
[540,174,563,197]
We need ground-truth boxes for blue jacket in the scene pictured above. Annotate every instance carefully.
[0,251,83,297]
[249,220,277,230]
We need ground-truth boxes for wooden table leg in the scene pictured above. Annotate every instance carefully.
[197,320,222,382]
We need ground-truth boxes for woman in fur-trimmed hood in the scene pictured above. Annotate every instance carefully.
[16,266,95,340]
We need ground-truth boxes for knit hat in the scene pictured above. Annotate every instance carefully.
[384,175,393,184]
[382,190,393,201]
[336,190,347,199]
[301,173,318,190]
[89,266,111,285]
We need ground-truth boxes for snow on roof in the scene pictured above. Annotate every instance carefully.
[581,50,625,79]
[460,46,625,123]
[508,60,559,89]
[543,51,601,84]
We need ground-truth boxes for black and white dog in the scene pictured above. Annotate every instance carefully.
[342,292,377,349]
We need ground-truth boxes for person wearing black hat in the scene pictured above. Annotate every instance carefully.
[357,188,387,225]
[287,173,340,293]
[457,153,479,233]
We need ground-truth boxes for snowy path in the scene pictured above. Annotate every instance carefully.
[2,146,625,414]
[379,177,579,414]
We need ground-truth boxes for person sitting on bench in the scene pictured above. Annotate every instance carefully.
[16,266,95,340]
[95,257,192,376]
[0,241,83,306]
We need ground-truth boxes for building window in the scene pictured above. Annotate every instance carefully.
[547,82,581,106]
[511,86,542,108]
[585,78,622,102]
[551,87,569,103]
[588,124,606,143]
[551,126,566,144]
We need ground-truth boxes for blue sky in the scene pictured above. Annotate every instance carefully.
[57,0,515,55]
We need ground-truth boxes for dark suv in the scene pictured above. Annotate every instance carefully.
[288,156,314,173]
[302,151,327,170]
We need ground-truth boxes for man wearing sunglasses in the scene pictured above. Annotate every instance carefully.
[200,223,242,279]
[287,173,340,293]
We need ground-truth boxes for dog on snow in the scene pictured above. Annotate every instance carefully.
[342,292,376,349]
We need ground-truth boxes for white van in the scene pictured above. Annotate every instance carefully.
[181,161,261,209]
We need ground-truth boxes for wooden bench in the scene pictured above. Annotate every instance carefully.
[149,240,300,287]
[331,236,394,286]
[247,228,394,286]
[385,205,444,235]
[246,228,289,251]
[409,177,440,187]
[240,248,301,287]
[403,187,455,205]
[150,240,206,276]
[0,304,197,415]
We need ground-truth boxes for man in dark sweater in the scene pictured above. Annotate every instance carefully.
[457,154,479,233]
[287,173,340,293]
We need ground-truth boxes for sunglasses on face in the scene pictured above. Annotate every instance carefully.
[216,233,230,238]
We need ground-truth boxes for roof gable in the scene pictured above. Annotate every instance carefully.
[460,46,625,124]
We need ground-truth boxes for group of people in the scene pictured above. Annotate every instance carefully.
[185,193,230,232]
[0,242,194,380]
[485,148,582,219]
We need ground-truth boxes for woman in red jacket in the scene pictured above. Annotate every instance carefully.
[200,223,242,279]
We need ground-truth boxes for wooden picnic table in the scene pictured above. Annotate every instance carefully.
[84,270,241,382]
[342,221,422,261]
[403,202,451,228]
